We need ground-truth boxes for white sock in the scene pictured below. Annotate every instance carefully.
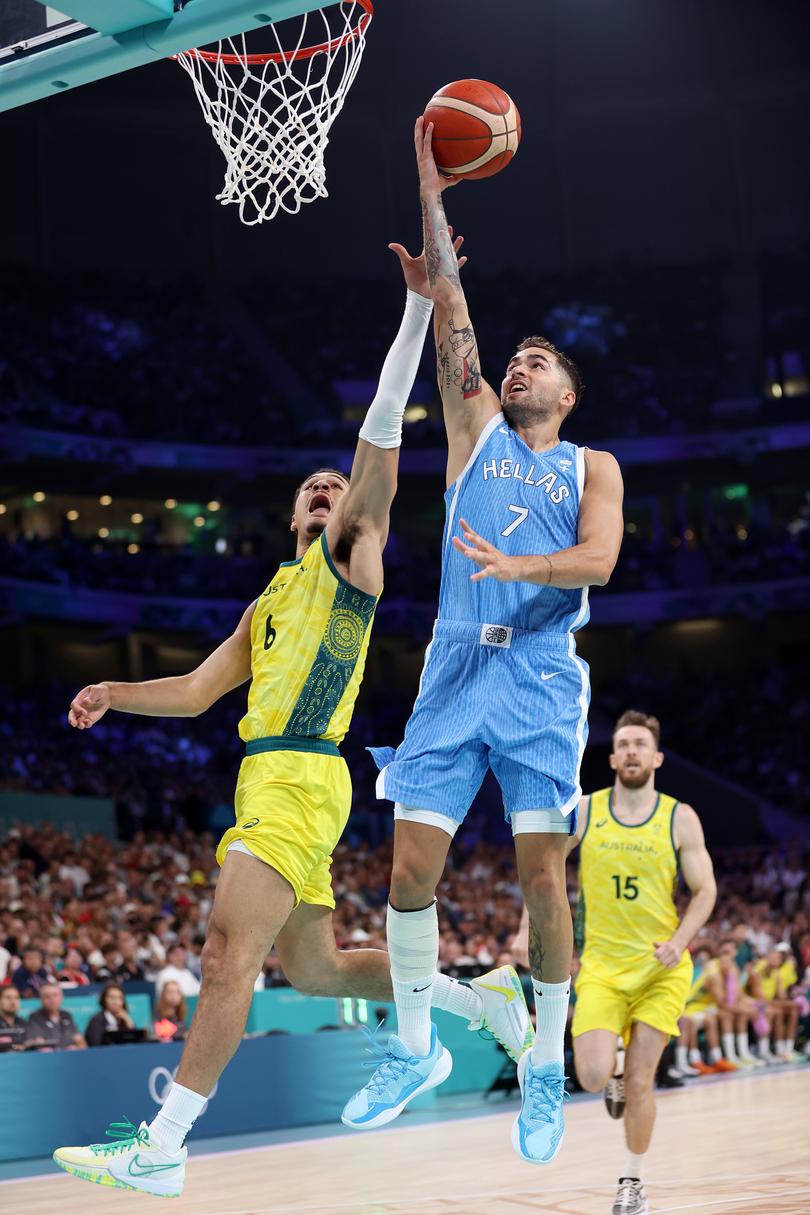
[757,1036,771,1057]
[722,1032,738,1061]
[688,1047,702,1065]
[387,900,439,1057]
[530,977,570,1066]
[775,1039,786,1054]
[623,1150,645,1181]
[432,973,482,1022]
[785,1038,795,1054]
[148,1081,208,1154]
[736,1032,752,1059]
[675,1044,689,1071]
[708,1045,722,1064]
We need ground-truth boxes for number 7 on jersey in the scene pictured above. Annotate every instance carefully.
[501,505,529,538]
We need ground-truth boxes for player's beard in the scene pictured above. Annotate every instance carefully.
[616,765,653,790]
[501,389,555,429]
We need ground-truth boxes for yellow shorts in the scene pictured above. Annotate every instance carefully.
[215,748,352,909]
[572,954,693,1043]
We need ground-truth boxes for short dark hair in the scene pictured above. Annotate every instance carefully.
[0,984,20,998]
[515,336,584,413]
[613,709,661,749]
[291,468,349,515]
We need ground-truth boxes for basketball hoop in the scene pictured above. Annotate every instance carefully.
[176,2,373,226]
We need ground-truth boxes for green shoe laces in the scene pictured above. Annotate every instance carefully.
[90,1118,149,1157]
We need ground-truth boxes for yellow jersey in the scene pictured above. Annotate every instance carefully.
[238,531,379,747]
[685,958,720,1012]
[751,956,797,1000]
[575,787,681,978]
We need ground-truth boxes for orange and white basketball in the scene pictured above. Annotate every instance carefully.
[424,79,521,180]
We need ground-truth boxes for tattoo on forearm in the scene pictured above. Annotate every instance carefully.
[436,308,482,401]
[528,919,545,981]
[421,194,461,291]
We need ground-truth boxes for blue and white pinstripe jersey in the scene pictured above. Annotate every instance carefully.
[439,413,589,634]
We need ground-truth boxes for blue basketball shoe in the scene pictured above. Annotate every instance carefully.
[341,1023,452,1130]
[512,1050,568,1164]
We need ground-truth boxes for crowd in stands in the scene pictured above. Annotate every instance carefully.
[2,255,808,449]
[602,659,810,818]
[0,269,287,445]
[1,822,808,1068]
[2,484,809,602]
[2,665,808,855]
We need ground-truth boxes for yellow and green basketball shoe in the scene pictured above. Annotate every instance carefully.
[53,1117,186,1197]
[470,964,535,1063]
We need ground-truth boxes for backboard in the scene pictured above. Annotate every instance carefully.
[0,1,323,112]
[0,4,91,63]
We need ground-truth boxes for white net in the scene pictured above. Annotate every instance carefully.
[176,2,372,226]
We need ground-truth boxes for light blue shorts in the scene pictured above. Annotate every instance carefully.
[370,619,590,835]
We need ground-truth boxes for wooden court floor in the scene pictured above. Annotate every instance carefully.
[4,1069,809,1215]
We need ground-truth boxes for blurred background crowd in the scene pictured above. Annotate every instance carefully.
[1,822,808,1072]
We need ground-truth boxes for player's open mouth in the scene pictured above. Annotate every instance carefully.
[309,492,331,516]
[508,381,527,394]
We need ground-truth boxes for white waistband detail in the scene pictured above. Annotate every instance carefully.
[479,623,513,648]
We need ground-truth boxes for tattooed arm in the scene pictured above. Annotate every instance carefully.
[415,117,502,486]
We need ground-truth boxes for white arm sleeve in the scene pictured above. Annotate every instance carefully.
[358,289,433,450]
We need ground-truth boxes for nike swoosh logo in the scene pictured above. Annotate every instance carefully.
[596,818,607,827]
[477,982,516,1004]
[127,1157,182,1177]
[413,984,431,993]
[540,671,562,681]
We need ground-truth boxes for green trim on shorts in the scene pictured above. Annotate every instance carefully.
[245,736,340,757]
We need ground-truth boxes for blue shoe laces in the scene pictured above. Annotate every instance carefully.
[524,1071,568,1125]
[358,1024,418,1101]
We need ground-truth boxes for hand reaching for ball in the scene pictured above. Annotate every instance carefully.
[414,116,463,198]
[388,224,467,298]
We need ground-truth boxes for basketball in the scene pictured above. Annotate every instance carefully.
[424,79,521,180]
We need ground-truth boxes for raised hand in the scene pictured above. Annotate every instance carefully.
[68,683,111,730]
[452,518,519,583]
[414,115,463,197]
[388,226,467,299]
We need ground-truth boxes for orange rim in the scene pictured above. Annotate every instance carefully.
[180,0,373,65]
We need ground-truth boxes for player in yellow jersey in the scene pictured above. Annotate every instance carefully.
[568,710,716,1215]
[748,944,801,1061]
[54,239,532,1199]
[677,943,743,1074]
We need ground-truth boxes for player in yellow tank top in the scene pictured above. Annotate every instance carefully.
[56,241,534,1197]
[570,711,717,1215]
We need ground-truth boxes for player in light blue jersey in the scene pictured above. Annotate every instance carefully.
[343,118,624,1165]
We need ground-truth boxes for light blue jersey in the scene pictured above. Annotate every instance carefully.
[370,412,593,830]
[440,413,589,633]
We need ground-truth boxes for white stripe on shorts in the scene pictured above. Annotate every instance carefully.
[510,808,573,835]
[393,803,460,838]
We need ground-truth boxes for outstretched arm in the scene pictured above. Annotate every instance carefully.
[415,118,501,485]
[68,602,254,727]
[654,804,717,969]
[327,236,463,595]
[452,449,624,587]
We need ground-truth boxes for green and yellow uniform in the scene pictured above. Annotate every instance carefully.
[216,531,378,907]
[683,959,719,1017]
[572,787,693,1042]
[750,956,797,1001]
